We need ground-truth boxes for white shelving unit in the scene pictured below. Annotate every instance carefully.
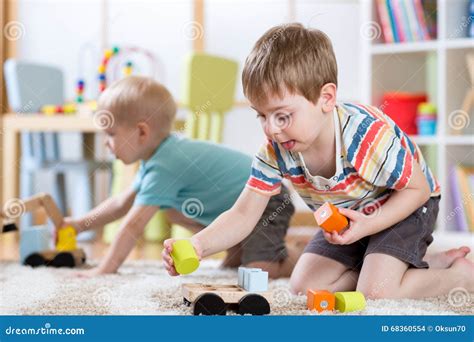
[360,0,474,236]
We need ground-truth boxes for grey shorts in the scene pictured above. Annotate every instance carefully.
[240,187,295,265]
[304,196,441,270]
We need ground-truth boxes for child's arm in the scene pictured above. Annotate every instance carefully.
[77,204,158,276]
[63,187,136,233]
[162,188,271,276]
[327,160,431,245]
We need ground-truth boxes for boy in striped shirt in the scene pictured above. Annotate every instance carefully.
[163,24,473,299]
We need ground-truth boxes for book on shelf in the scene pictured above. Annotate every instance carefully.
[376,0,433,43]
[449,165,474,232]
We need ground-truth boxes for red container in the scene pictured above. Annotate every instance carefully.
[381,92,427,135]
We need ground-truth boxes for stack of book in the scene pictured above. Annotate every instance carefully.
[449,165,474,232]
[376,0,436,43]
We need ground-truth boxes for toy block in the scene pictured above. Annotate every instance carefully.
[307,289,335,312]
[314,202,348,233]
[335,291,366,312]
[238,267,259,287]
[19,225,52,263]
[243,269,268,292]
[56,225,77,251]
[171,240,200,275]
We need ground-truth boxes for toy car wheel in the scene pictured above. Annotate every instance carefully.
[50,252,75,268]
[238,294,270,315]
[193,293,226,316]
[24,253,46,268]
[183,298,192,307]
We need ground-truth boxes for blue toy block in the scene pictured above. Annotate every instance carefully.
[243,269,268,292]
[238,267,259,287]
[19,225,52,262]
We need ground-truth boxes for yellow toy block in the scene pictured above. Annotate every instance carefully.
[171,240,199,275]
[307,289,335,312]
[56,225,77,252]
[335,291,366,312]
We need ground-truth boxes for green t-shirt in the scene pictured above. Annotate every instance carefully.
[132,134,252,226]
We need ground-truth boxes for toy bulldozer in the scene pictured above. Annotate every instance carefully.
[0,193,86,268]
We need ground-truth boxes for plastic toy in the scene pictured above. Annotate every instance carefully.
[416,102,437,135]
[307,289,335,312]
[170,239,200,275]
[334,291,366,312]
[238,267,268,292]
[0,193,86,268]
[182,267,272,315]
[307,289,366,313]
[314,202,348,233]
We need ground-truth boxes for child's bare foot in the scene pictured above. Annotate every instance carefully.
[451,257,474,292]
[423,246,471,269]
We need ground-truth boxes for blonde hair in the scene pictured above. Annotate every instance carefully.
[98,76,176,137]
[242,23,337,105]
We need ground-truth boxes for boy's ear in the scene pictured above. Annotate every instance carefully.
[319,83,337,113]
[137,122,150,142]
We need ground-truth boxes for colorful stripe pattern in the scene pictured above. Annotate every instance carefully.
[246,103,440,213]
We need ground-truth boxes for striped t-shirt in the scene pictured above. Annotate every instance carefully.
[246,103,440,214]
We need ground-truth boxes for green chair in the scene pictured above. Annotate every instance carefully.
[172,53,239,239]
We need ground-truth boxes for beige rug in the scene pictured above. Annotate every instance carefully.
[0,259,472,315]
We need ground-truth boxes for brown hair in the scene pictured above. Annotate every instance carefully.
[98,76,176,137]
[242,23,337,105]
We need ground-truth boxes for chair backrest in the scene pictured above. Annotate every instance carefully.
[4,59,64,162]
[181,53,238,114]
[180,53,238,142]
[4,59,64,112]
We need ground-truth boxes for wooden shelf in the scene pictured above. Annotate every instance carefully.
[371,40,438,55]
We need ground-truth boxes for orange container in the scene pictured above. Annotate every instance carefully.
[314,202,348,233]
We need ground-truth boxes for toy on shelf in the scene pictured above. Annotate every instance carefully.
[0,193,86,268]
[314,202,349,233]
[76,79,85,103]
[182,267,272,315]
[170,239,200,275]
[41,103,77,116]
[416,102,437,136]
[40,45,158,116]
[307,289,366,313]
[381,92,427,135]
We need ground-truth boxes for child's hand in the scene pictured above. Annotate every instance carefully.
[62,217,83,234]
[162,238,202,276]
[323,207,372,245]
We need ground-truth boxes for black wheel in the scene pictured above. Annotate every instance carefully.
[24,253,46,268]
[183,298,192,307]
[193,293,227,316]
[50,252,75,268]
[238,294,270,315]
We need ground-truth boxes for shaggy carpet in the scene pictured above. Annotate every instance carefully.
[0,260,472,315]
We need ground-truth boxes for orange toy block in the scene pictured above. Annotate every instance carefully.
[307,289,335,312]
[314,202,348,233]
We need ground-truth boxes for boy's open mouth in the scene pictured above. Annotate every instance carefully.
[281,140,296,150]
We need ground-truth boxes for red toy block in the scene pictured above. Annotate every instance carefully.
[314,202,348,233]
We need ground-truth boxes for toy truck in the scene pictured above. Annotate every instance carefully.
[1,193,86,268]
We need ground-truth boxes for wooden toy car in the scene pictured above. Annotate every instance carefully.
[1,193,86,268]
[182,283,272,316]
